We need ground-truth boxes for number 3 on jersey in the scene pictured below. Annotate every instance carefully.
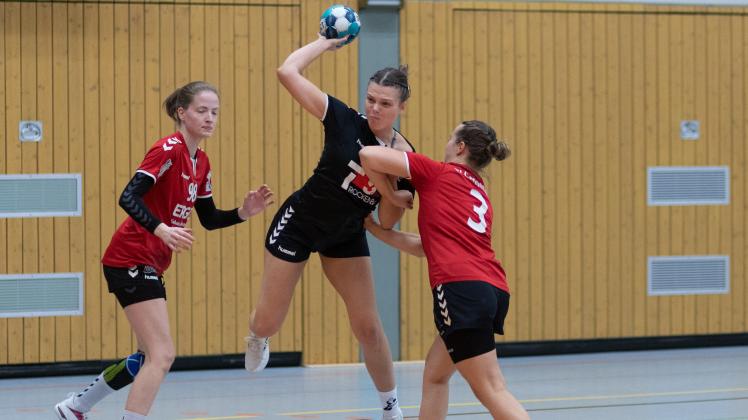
[467,189,488,234]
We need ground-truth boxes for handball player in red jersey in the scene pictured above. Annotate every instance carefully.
[360,121,529,419]
[54,81,274,420]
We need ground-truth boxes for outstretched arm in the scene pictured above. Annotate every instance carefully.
[277,36,347,120]
[364,215,424,257]
[195,185,274,230]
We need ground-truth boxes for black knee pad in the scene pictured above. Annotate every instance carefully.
[102,351,145,390]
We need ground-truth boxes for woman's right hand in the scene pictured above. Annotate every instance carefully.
[154,223,194,253]
[318,34,352,50]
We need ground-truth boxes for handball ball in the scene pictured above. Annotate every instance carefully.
[320,5,361,45]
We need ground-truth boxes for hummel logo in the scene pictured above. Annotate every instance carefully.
[277,245,297,257]
[181,173,190,180]
[128,267,139,278]
[124,286,137,293]
[268,206,295,245]
[383,397,397,411]
[436,285,451,326]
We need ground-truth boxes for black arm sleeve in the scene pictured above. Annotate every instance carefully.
[119,172,162,233]
[194,196,244,231]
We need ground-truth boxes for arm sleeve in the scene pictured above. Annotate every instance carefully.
[119,172,162,233]
[194,196,244,231]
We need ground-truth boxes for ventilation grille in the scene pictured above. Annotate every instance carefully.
[648,166,729,206]
[648,256,729,296]
[0,174,82,218]
[0,273,83,318]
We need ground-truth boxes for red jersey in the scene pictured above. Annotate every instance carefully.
[102,132,213,274]
[405,152,508,292]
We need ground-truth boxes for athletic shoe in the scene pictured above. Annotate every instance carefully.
[382,405,403,420]
[244,334,269,372]
[54,393,87,420]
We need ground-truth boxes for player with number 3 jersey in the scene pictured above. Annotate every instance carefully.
[360,120,529,420]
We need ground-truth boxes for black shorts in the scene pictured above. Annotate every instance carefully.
[265,192,370,262]
[432,281,510,363]
[103,265,166,308]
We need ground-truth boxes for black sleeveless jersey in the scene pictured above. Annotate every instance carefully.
[296,95,414,223]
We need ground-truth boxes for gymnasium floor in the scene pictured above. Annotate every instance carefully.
[1,346,746,419]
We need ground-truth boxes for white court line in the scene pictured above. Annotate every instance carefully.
[181,386,748,419]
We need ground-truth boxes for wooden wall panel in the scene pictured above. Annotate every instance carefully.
[0,2,8,366]
[0,0,360,365]
[399,1,748,360]
[3,0,747,366]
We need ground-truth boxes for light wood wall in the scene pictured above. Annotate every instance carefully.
[2,0,747,366]
[0,0,360,365]
[399,1,748,359]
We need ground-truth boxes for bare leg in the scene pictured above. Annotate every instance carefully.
[419,337,456,419]
[122,299,174,414]
[249,250,307,337]
[455,350,529,420]
[320,255,395,391]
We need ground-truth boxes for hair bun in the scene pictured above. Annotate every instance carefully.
[489,140,511,161]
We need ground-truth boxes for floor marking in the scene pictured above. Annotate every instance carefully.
[178,386,748,419]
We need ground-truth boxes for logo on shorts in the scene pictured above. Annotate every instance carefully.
[124,286,137,293]
[143,265,159,281]
[128,266,139,278]
[436,285,452,326]
[269,206,295,244]
[277,245,297,257]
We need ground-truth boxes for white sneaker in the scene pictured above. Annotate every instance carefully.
[54,393,88,420]
[382,405,403,420]
[244,334,269,372]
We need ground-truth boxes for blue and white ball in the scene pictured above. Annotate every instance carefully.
[320,5,361,46]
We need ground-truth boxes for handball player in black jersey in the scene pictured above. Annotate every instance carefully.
[243,35,413,420]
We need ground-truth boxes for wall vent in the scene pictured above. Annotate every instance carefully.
[0,273,83,318]
[648,166,729,206]
[0,174,82,218]
[648,256,729,296]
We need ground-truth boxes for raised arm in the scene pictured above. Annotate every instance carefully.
[277,36,346,120]
[364,215,424,257]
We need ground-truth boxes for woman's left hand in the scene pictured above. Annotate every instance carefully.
[238,184,274,220]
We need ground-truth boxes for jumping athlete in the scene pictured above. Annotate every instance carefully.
[360,121,529,419]
[54,81,274,420]
[243,35,414,420]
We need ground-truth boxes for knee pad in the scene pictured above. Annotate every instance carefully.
[102,350,145,390]
[125,350,145,376]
